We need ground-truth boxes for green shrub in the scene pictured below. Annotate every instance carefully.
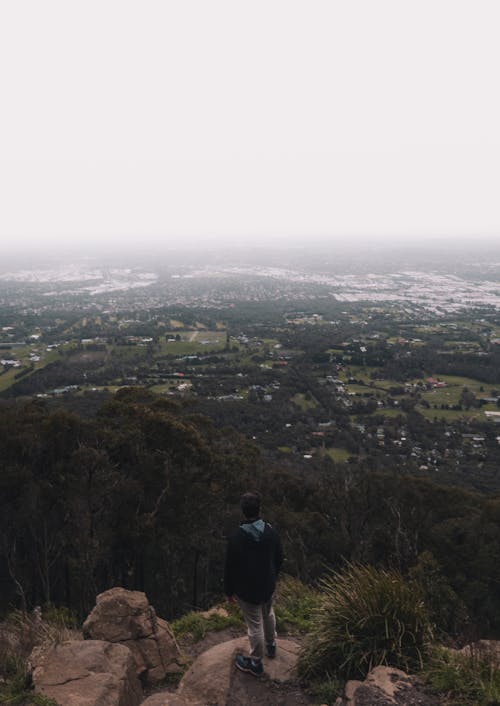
[423,645,500,706]
[171,604,243,641]
[172,576,317,642]
[274,575,320,633]
[306,675,342,706]
[298,563,432,681]
[409,551,469,638]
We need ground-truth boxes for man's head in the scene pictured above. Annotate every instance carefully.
[240,491,261,520]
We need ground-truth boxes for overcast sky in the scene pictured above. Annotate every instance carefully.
[1,0,499,252]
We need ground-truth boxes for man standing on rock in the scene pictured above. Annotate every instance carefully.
[224,491,284,676]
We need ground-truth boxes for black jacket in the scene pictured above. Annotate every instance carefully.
[224,519,283,604]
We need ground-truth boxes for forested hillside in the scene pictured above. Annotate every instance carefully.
[1,388,499,638]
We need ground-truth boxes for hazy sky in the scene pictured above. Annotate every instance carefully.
[1,1,499,252]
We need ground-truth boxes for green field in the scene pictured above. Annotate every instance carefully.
[149,383,174,394]
[374,408,406,418]
[325,447,352,462]
[340,366,395,392]
[160,330,226,355]
[419,374,494,407]
[339,365,379,380]
[291,392,317,411]
[148,382,192,394]
[110,346,149,361]
[414,373,499,421]
[436,374,493,393]
[338,366,498,425]
[78,384,122,395]
[417,407,485,422]
[346,383,385,396]
[0,367,23,392]
[261,338,281,347]
[0,345,64,393]
[340,364,384,380]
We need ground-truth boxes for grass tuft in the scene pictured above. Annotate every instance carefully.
[306,674,342,706]
[41,605,79,631]
[0,609,80,706]
[274,575,320,633]
[423,645,500,706]
[172,576,317,643]
[3,610,77,651]
[171,604,243,641]
[298,562,432,681]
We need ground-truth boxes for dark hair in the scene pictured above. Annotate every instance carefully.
[240,492,261,519]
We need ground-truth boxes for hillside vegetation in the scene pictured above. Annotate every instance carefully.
[1,388,499,645]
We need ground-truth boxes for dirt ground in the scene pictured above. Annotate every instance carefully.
[227,668,316,706]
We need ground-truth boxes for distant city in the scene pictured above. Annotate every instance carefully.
[2,242,500,315]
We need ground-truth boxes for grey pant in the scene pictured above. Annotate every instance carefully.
[237,596,277,661]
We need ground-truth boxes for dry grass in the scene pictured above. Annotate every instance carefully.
[1,610,80,666]
[0,609,82,704]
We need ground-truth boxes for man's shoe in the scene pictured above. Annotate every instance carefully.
[266,642,276,658]
[235,655,264,676]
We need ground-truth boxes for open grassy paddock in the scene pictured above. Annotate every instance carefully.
[159,330,226,356]
[337,364,498,424]
[339,365,395,391]
[374,408,407,419]
[417,406,486,422]
[417,374,498,419]
[0,345,67,393]
[324,447,353,462]
[291,392,317,411]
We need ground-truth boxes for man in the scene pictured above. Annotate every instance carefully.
[224,491,284,676]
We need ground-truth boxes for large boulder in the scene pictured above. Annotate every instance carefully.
[343,665,441,705]
[177,637,300,706]
[31,639,142,706]
[139,637,303,706]
[83,588,182,685]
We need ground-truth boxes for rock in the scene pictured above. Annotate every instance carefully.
[83,587,182,685]
[199,607,229,619]
[0,624,21,654]
[141,696,192,706]
[459,639,500,666]
[31,639,142,706]
[176,637,300,706]
[177,637,246,706]
[263,638,300,682]
[343,665,441,705]
[344,679,363,702]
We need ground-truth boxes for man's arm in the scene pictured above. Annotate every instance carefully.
[275,532,284,575]
[224,535,236,598]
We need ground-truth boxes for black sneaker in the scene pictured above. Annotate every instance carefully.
[235,655,264,676]
[266,642,277,658]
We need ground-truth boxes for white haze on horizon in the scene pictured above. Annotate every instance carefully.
[1,1,499,254]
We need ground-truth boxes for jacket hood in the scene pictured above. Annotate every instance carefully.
[240,518,266,542]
